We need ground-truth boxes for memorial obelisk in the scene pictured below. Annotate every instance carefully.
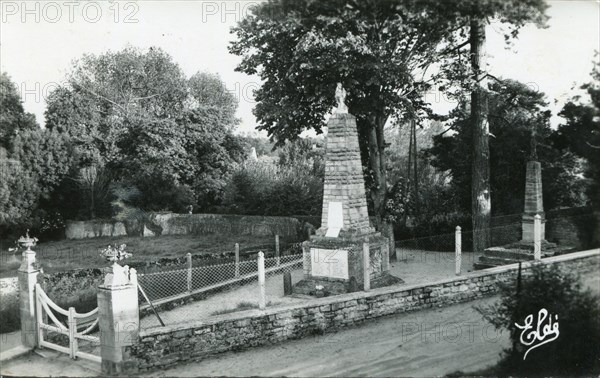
[293,84,402,295]
[475,127,572,269]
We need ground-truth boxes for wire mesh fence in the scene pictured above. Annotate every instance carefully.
[136,239,305,324]
[138,252,304,330]
[396,222,524,253]
[395,212,595,259]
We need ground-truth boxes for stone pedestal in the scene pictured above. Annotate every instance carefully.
[18,249,40,348]
[294,233,399,295]
[522,213,546,242]
[293,109,401,294]
[98,264,139,375]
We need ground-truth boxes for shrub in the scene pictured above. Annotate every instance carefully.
[222,160,323,216]
[476,263,600,376]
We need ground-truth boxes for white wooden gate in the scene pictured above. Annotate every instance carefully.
[35,283,101,363]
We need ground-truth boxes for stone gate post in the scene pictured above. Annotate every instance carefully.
[17,234,40,348]
[98,264,139,375]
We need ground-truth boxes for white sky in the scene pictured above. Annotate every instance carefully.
[1,0,598,133]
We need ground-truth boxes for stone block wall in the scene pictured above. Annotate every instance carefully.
[130,249,599,372]
[65,214,304,240]
[545,209,598,249]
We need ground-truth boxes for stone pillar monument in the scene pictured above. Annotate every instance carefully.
[293,84,402,295]
[475,142,572,269]
[17,231,40,348]
[98,262,139,375]
[521,160,545,242]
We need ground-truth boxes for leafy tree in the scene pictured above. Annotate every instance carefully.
[428,79,586,216]
[0,159,39,226]
[223,138,325,216]
[0,129,73,227]
[44,48,244,214]
[0,73,73,227]
[553,60,600,210]
[188,72,237,120]
[433,0,549,252]
[476,263,600,375]
[230,0,459,249]
[0,72,37,150]
[11,129,74,200]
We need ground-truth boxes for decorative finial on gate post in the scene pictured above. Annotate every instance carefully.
[335,83,348,113]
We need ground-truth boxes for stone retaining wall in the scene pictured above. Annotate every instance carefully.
[65,213,304,240]
[130,249,599,372]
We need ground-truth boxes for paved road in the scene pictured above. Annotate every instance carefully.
[149,295,509,377]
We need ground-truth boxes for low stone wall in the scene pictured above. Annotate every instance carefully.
[65,213,304,240]
[130,249,599,372]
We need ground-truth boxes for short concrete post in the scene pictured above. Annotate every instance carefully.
[283,271,292,296]
[302,241,310,279]
[275,235,280,266]
[186,253,192,292]
[533,214,542,260]
[18,239,40,348]
[234,243,240,278]
[381,240,390,273]
[257,252,266,310]
[455,226,462,276]
[98,264,139,375]
[363,240,370,292]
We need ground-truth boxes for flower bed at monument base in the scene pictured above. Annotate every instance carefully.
[129,248,599,373]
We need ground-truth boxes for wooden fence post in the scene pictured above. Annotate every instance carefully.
[258,251,266,309]
[235,243,240,278]
[534,214,542,260]
[275,235,280,266]
[455,226,462,276]
[363,240,370,292]
[186,253,192,292]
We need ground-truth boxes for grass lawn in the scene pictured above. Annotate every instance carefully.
[0,234,288,278]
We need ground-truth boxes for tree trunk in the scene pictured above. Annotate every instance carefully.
[470,16,492,252]
[412,120,419,215]
[365,114,396,260]
[90,182,96,219]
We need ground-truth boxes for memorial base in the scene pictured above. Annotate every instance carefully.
[475,240,575,270]
[292,233,402,295]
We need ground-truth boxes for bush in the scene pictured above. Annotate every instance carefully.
[222,160,323,216]
[476,263,600,376]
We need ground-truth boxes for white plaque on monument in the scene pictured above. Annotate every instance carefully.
[325,201,343,237]
[310,248,349,279]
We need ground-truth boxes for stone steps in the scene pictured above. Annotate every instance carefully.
[474,242,575,270]
[483,248,535,261]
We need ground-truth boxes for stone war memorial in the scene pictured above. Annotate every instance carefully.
[293,84,402,295]
[476,131,574,269]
